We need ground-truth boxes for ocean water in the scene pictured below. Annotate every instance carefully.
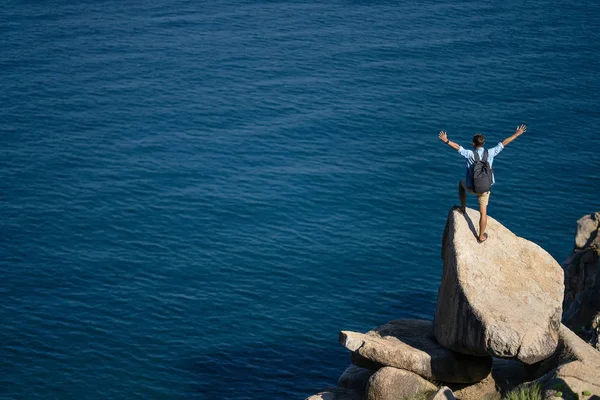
[1,1,599,398]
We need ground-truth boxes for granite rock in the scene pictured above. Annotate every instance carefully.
[434,208,564,364]
[340,319,491,383]
[366,367,436,400]
[575,212,600,250]
[527,324,600,399]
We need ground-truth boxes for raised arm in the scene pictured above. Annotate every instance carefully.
[439,131,460,151]
[501,124,527,147]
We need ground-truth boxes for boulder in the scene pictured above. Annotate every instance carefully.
[339,319,491,383]
[528,324,600,399]
[366,367,436,400]
[338,365,376,395]
[537,361,600,399]
[575,212,600,250]
[306,387,363,400]
[434,208,564,364]
[562,212,600,340]
[428,386,456,400]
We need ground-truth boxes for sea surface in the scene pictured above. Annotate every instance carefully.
[1,1,599,399]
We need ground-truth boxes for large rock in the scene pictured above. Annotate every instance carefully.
[339,319,491,383]
[434,208,564,364]
[366,367,436,400]
[526,324,600,399]
[338,365,376,395]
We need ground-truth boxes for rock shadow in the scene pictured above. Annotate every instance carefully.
[461,209,479,240]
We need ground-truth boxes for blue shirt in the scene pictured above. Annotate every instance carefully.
[458,142,504,189]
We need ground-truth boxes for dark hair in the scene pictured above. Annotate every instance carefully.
[472,134,485,148]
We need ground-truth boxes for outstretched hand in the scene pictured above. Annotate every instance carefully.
[515,124,527,135]
[439,131,448,142]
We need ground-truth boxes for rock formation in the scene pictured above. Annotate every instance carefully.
[434,208,564,364]
[521,324,600,399]
[562,212,600,340]
[339,319,491,383]
[305,208,600,400]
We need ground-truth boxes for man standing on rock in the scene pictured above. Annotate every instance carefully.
[438,124,527,243]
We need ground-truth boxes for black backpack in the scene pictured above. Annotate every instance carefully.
[472,150,493,194]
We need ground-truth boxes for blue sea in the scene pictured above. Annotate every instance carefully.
[1,1,599,398]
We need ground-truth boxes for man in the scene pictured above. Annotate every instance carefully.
[438,124,527,243]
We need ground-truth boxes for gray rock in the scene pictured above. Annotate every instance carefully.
[366,367,436,400]
[575,212,600,250]
[531,324,600,399]
[434,208,564,364]
[338,365,376,395]
[562,212,600,343]
[339,319,491,383]
[428,386,456,400]
[306,387,363,400]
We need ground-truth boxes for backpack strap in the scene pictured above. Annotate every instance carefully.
[473,150,480,162]
[483,149,489,162]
